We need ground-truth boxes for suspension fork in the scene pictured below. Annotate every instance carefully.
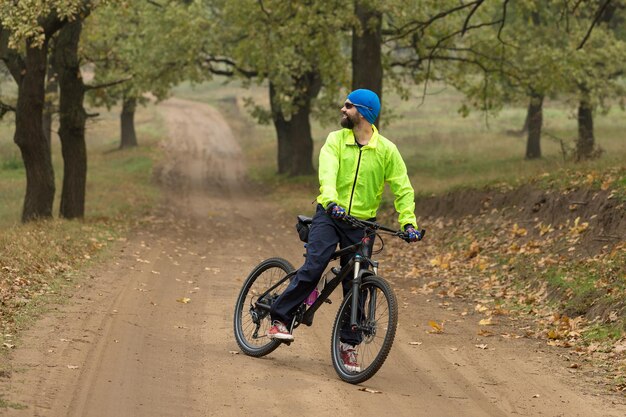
[368,260,379,323]
[350,255,363,330]
[350,257,379,330]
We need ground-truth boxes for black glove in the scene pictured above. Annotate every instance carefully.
[326,203,347,220]
[404,224,422,242]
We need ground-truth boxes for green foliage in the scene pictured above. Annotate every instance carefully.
[436,1,626,117]
[0,0,87,48]
[205,0,350,125]
[83,0,207,108]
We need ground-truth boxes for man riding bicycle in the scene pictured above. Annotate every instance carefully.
[268,88,421,371]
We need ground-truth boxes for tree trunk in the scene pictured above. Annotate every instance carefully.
[577,95,595,160]
[525,93,543,159]
[270,72,321,176]
[120,96,138,149]
[352,1,382,126]
[56,20,87,219]
[14,39,56,222]
[43,55,58,147]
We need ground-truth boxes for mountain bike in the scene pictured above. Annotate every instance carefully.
[233,214,424,384]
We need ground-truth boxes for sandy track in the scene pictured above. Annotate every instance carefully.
[1,98,625,417]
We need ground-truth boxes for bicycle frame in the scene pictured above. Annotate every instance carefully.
[253,228,380,332]
[300,236,377,328]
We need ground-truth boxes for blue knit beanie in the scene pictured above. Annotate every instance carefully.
[347,89,381,124]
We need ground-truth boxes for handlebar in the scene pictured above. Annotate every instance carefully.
[341,214,425,243]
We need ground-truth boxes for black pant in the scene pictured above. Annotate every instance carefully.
[270,204,374,345]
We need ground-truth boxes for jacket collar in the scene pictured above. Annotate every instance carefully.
[344,125,379,149]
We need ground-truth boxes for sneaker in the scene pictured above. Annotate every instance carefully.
[339,342,361,372]
[268,321,294,341]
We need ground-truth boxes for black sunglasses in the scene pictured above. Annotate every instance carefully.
[344,102,372,111]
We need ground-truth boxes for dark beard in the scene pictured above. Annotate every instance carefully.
[340,115,354,129]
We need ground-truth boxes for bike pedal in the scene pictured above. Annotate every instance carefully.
[280,340,292,346]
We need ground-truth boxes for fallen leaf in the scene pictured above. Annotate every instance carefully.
[428,321,444,333]
[408,342,422,346]
[2,343,15,349]
[359,387,382,394]
[229,350,239,355]
[177,297,191,304]
[67,365,79,369]
[511,223,527,237]
[479,317,495,326]
[475,344,488,350]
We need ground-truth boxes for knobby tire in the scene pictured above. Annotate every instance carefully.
[233,257,294,357]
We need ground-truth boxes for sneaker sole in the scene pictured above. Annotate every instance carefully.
[268,333,294,341]
[344,365,361,373]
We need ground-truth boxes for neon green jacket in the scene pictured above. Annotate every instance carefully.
[317,126,417,228]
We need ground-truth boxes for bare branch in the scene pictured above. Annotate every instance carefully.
[497,0,512,46]
[572,0,586,14]
[0,99,16,117]
[385,1,483,42]
[423,19,505,65]
[462,0,485,36]
[85,76,132,91]
[578,0,613,50]
[419,57,433,106]
[258,0,271,18]
[202,56,258,78]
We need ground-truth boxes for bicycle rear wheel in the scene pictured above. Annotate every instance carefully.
[330,275,398,384]
[233,257,295,357]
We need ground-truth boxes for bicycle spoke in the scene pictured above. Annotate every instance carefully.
[234,258,294,356]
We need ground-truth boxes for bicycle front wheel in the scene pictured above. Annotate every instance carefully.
[330,275,398,384]
[233,257,294,357]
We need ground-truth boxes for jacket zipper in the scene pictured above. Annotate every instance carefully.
[347,148,363,215]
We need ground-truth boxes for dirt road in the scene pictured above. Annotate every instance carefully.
[2,98,625,417]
